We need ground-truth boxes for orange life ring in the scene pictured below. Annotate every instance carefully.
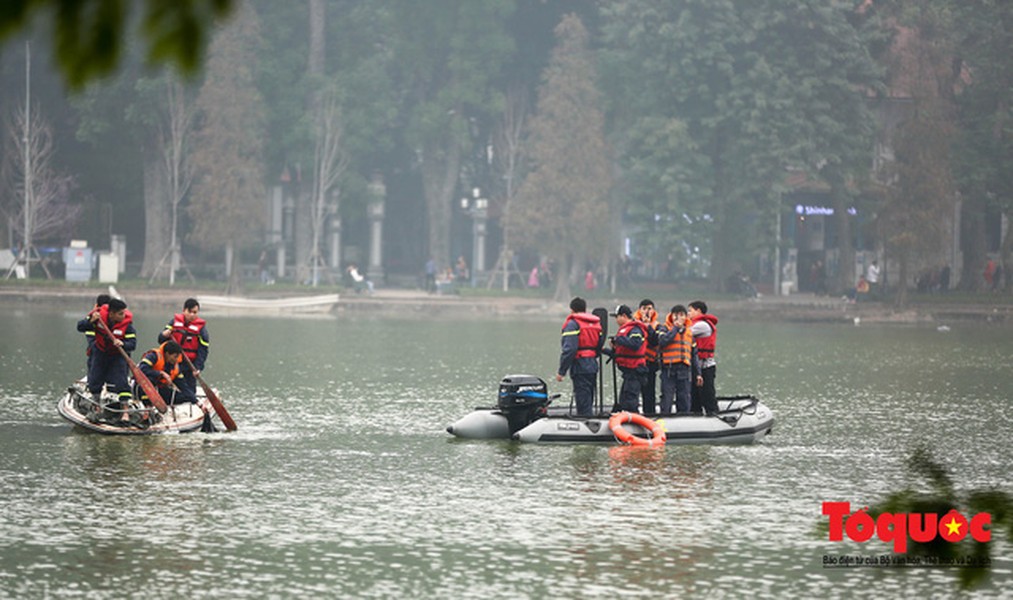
[608,411,667,447]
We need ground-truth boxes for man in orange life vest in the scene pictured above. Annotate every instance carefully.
[556,296,602,416]
[633,299,661,415]
[688,300,719,416]
[158,298,209,402]
[78,298,137,414]
[605,304,649,413]
[657,304,700,414]
[138,341,195,405]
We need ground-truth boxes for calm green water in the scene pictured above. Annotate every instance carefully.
[1,306,1011,598]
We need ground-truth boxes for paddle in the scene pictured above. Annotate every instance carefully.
[92,316,168,414]
[592,307,609,415]
[181,353,237,431]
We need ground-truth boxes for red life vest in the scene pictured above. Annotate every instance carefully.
[660,313,693,366]
[93,305,134,354]
[562,312,602,359]
[144,343,181,386]
[614,320,648,369]
[693,313,718,360]
[168,313,206,361]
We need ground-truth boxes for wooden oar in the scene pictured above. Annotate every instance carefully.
[181,353,237,431]
[92,316,168,414]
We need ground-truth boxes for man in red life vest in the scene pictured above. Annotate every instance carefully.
[556,296,602,416]
[633,299,661,415]
[158,298,209,402]
[688,300,719,416]
[139,341,195,406]
[657,304,700,414]
[78,298,137,418]
[605,304,648,413]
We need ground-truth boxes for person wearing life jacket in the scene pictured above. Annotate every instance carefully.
[605,304,649,413]
[77,293,112,370]
[657,305,700,414]
[158,298,209,402]
[688,300,719,416]
[556,297,602,416]
[79,298,137,419]
[633,299,661,415]
[139,341,194,405]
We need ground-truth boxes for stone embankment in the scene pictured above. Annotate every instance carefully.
[1,284,1010,324]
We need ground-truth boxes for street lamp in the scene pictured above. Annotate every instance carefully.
[366,171,386,282]
[460,186,488,286]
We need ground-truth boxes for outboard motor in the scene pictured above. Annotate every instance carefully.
[498,374,551,435]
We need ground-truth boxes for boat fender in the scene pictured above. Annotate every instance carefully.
[608,412,666,447]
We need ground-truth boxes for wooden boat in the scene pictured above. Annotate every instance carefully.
[197,293,339,315]
[58,378,213,435]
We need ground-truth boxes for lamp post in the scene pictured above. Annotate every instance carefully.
[367,171,386,282]
[460,187,488,287]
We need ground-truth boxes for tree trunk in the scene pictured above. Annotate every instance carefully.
[828,171,855,295]
[139,149,169,278]
[959,196,988,291]
[421,137,461,270]
[893,250,909,308]
[552,253,572,303]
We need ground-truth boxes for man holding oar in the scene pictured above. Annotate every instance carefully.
[138,341,194,406]
[78,298,137,421]
[158,298,209,404]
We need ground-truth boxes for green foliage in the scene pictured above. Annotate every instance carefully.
[0,0,234,89]
[868,446,1013,590]
[187,4,266,254]
[507,13,613,300]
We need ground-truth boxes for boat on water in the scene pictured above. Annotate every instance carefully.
[58,378,214,435]
[197,293,339,315]
[447,375,775,445]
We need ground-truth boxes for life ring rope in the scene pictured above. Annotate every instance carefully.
[608,411,667,447]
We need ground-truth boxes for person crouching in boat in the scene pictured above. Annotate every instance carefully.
[605,304,648,413]
[555,296,602,416]
[80,298,136,420]
[138,341,195,407]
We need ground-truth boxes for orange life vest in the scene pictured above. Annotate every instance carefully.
[144,342,181,386]
[660,313,693,366]
[633,308,659,363]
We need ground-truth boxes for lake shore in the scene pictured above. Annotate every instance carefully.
[2,281,1011,324]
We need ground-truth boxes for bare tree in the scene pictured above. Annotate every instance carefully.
[308,86,350,286]
[148,72,196,285]
[486,84,528,291]
[2,103,79,279]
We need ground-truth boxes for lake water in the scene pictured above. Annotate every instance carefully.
[1,306,1011,598]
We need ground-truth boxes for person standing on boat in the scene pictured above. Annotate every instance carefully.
[80,298,136,416]
[633,299,661,415]
[138,341,194,405]
[77,293,111,370]
[688,300,718,416]
[555,296,602,416]
[657,305,699,414]
[158,298,209,403]
[605,304,648,413]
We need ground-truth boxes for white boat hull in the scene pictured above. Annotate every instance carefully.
[58,378,210,435]
[448,397,774,445]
